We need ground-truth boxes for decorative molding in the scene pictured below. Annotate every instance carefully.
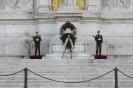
[35,13,55,18]
[54,13,82,17]
[56,17,81,22]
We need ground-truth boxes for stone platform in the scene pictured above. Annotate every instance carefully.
[30,56,42,59]
[94,55,107,59]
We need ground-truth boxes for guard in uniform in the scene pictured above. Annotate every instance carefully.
[95,31,103,56]
[33,31,41,56]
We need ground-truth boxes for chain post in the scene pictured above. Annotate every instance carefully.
[24,67,28,88]
[114,67,119,88]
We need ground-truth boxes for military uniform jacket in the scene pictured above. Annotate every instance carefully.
[33,35,41,45]
[95,35,103,43]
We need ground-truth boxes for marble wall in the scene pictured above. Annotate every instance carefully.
[0,24,36,56]
[0,0,133,57]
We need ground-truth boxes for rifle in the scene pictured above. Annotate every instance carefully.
[31,36,34,38]
[92,35,103,43]
[92,35,96,38]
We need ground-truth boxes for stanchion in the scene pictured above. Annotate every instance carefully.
[62,47,67,59]
[114,68,119,88]
[24,67,28,88]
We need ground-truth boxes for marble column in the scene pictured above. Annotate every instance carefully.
[87,0,101,11]
[85,0,89,10]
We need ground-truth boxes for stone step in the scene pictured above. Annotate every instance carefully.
[0,67,131,71]
[1,58,133,61]
[0,87,131,88]
[0,62,132,66]
[0,69,132,74]
[0,82,132,87]
[0,87,125,88]
[0,80,120,84]
[0,62,133,65]
[0,57,132,61]
[0,58,132,87]
[0,60,132,63]
[0,70,131,75]
[0,70,124,73]
[0,63,132,66]
[0,66,132,69]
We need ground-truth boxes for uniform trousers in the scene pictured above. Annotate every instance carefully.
[96,43,102,56]
[35,44,40,56]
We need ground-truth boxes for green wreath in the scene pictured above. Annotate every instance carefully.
[60,21,77,52]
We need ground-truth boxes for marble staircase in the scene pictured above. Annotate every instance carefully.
[0,58,132,88]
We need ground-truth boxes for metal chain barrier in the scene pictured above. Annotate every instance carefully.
[28,68,114,83]
[0,69,24,76]
[118,69,133,78]
[0,67,133,88]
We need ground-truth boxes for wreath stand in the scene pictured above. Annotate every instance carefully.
[62,47,72,59]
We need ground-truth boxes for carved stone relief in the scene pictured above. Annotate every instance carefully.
[117,0,129,8]
[102,0,131,10]
[0,0,34,10]
[102,0,117,9]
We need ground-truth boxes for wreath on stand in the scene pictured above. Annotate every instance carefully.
[60,21,77,58]
[61,33,76,52]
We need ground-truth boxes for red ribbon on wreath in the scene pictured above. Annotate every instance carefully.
[65,35,74,49]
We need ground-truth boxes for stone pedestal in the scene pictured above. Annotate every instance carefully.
[46,35,93,59]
